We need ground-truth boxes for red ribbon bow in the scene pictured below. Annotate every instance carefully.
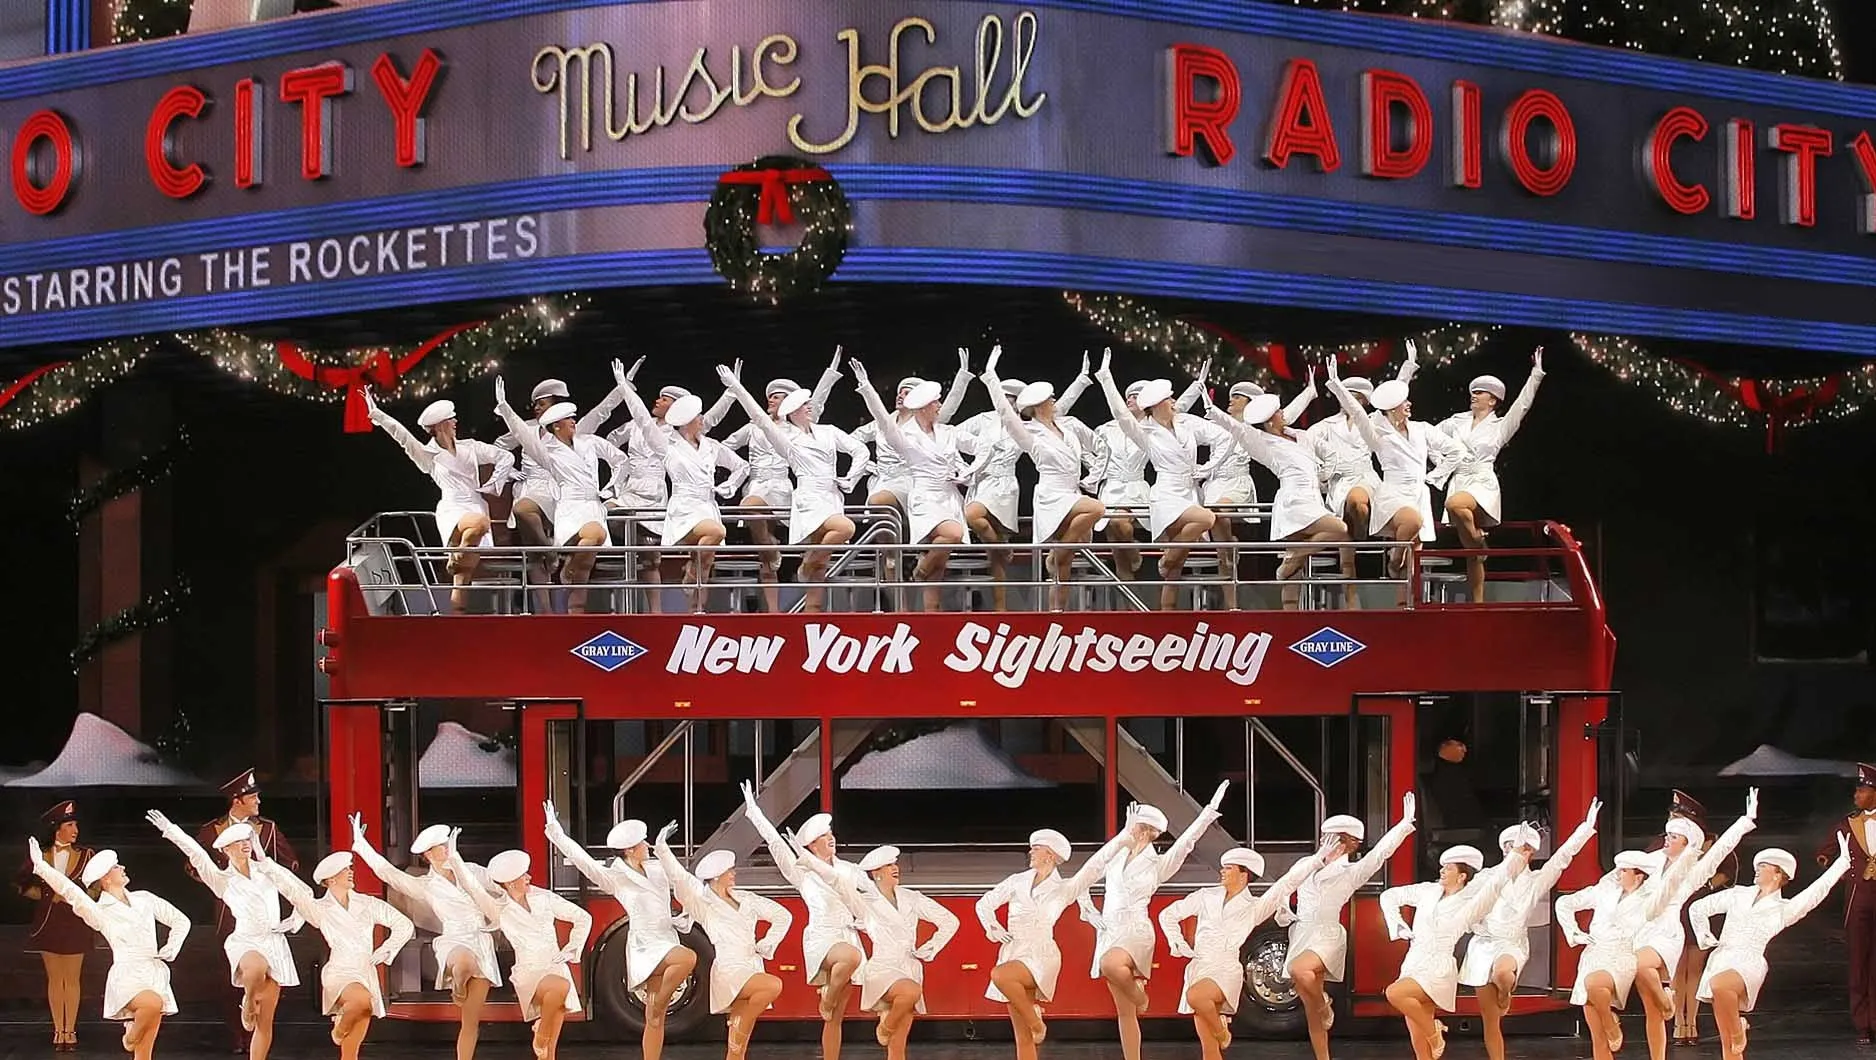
[278,322,480,432]
[717,167,833,225]
[0,360,71,413]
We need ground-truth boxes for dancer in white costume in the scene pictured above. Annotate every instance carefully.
[1437,349,1544,601]
[1622,792,1759,1060]
[977,826,1129,1059]
[851,358,990,611]
[1075,784,1229,1060]
[1557,849,1678,1060]
[1160,843,1336,1060]
[1083,380,1150,579]
[1280,793,1416,1060]
[718,367,871,613]
[1093,350,1235,609]
[980,348,1105,610]
[799,844,960,1060]
[542,805,693,1060]
[493,378,629,613]
[147,811,300,1060]
[253,848,413,1060]
[740,785,867,1060]
[1381,844,1526,1060]
[448,847,589,1060]
[1692,837,1852,1060]
[1459,799,1600,1060]
[1206,370,1316,582]
[494,377,622,578]
[720,350,844,611]
[651,825,792,1058]
[1323,359,1469,603]
[362,392,513,612]
[849,354,973,516]
[1305,347,1417,591]
[25,841,187,1060]
[1198,386,1350,609]
[351,816,500,1060]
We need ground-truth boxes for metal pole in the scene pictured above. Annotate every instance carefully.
[683,724,696,857]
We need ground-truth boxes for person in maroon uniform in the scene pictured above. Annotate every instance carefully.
[16,801,96,1051]
[1817,762,1876,1044]
[195,770,300,1053]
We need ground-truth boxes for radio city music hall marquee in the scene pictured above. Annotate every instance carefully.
[0,1,1872,349]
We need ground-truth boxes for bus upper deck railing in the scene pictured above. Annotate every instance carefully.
[340,507,1589,616]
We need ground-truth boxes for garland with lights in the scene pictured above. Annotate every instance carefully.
[69,429,189,530]
[71,578,191,673]
[1062,291,1498,389]
[0,341,155,433]
[176,295,586,429]
[706,156,851,303]
[110,0,189,44]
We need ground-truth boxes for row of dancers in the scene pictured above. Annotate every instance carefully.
[363,341,1545,613]
[34,784,1845,1060]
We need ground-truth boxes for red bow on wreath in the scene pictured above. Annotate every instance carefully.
[1719,372,1841,453]
[278,322,479,432]
[716,166,834,225]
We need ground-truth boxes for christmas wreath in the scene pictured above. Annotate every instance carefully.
[706,155,851,302]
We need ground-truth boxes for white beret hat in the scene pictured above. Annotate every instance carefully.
[1321,814,1365,842]
[531,379,570,402]
[1439,845,1485,871]
[902,381,942,411]
[606,820,648,850]
[1229,381,1265,400]
[487,849,531,884]
[858,845,900,873]
[417,400,456,429]
[213,823,255,850]
[1029,829,1072,861]
[80,849,119,887]
[695,849,736,882]
[1469,375,1507,401]
[1016,381,1054,411]
[313,851,354,884]
[538,401,578,427]
[1754,848,1798,878]
[797,813,834,845]
[765,378,800,398]
[778,388,813,419]
[1665,818,1706,848]
[1370,380,1410,412]
[410,823,452,854]
[1221,847,1265,875]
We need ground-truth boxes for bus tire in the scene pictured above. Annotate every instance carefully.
[1233,926,1307,1038]
[589,920,716,1041]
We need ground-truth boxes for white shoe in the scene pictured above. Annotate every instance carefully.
[1431,1019,1448,1060]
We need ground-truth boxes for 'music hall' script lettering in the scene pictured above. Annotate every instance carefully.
[531,12,1046,162]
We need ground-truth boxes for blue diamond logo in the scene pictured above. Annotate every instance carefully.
[571,631,647,673]
[1288,627,1367,669]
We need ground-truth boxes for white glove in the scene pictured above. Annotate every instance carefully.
[985,924,1013,945]
[671,912,695,934]
[1167,937,1196,960]
[559,943,583,966]
[1078,903,1107,934]
[156,943,182,963]
[757,940,779,961]
[1696,932,1718,951]
[370,943,399,966]
[1563,928,1589,948]
[543,801,565,840]
[1205,780,1230,813]
[1400,791,1417,825]
[1389,922,1413,942]
[494,376,508,411]
[145,809,177,835]
[278,912,305,935]
[1274,906,1297,928]
[716,482,738,499]
[350,812,369,849]
[1095,348,1113,380]
[1745,787,1760,821]
[913,943,939,962]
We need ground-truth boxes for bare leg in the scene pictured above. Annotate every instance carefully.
[801,516,855,614]
[1478,955,1520,1060]
[1212,512,1239,601]
[335,984,374,1060]
[1585,973,1620,1060]
[1185,979,1231,1057]
[1275,515,1351,609]
[447,513,492,613]
[638,530,664,614]
[1382,509,1424,606]
[245,971,281,1060]
[533,976,571,1060]
[448,951,491,1060]
[881,980,921,1060]
[125,992,165,1060]
[963,502,1009,611]
[1673,944,1709,1041]
[1098,948,1149,1060]
[1104,513,1140,579]
[678,522,727,612]
[1386,978,1442,1060]
[991,961,1046,1049]
[642,946,699,1060]
[914,523,964,612]
[740,494,783,612]
[562,522,608,614]
[1708,972,1748,1060]
[511,497,556,606]
[1045,499,1104,611]
[1339,488,1372,608]
[818,942,863,1060]
[1446,492,1488,602]
[1157,506,1217,610]
[1290,954,1335,1060]
[725,972,782,1058]
[1635,948,1671,1060]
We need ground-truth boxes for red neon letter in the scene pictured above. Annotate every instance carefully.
[279,62,354,181]
[1360,70,1432,181]
[10,109,80,216]
[1263,58,1340,172]
[371,49,445,168]
[1643,106,1708,215]
[1723,118,1755,220]
[235,78,264,189]
[1850,131,1876,235]
[145,85,211,200]
[1166,44,1241,166]
[1499,89,1576,197]
[1449,80,1482,189]
[1770,123,1832,227]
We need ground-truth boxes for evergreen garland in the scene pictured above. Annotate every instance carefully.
[68,429,189,530]
[71,579,192,672]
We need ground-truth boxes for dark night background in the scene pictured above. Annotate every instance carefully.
[1,0,1875,783]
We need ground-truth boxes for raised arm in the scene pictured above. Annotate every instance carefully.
[23,840,106,933]
[363,390,436,473]
[255,858,323,929]
[620,379,668,458]
[1529,799,1602,894]
[1173,359,1210,414]
[1093,352,1150,450]
[1324,366,1385,452]
[980,350,1033,454]
[1065,830,1133,898]
[737,783,808,889]
[811,348,843,418]
[146,810,225,898]
[1347,792,1418,890]
[1456,850,1527,927]
[851,361,913,458]
[1396,342,1420,387]
[719,368,797,464]
[703,362,740,429]
[937,349,972,425]
[577,364,631,436]
[1694,793,1760,887]
[912,889,961,960]
[1204,405,1277,470]
[1056,352,1092,416]
[542,802,627,895]
[1157,782,1229,885]
[1498,349,1544,443]
[1251,841,1336,923]
[494,379,556,476]
[349,815,430,906]
[794,851,871,920]
[1782,835,1852,929]
[1282,367,1318,425]
[651,825,708,913]
[446,847,505,924]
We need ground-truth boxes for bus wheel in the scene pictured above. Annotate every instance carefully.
[590,921,716,1041]
[1234,926,1307,1038]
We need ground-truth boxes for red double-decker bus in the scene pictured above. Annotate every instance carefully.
[318,516,1616,1040]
